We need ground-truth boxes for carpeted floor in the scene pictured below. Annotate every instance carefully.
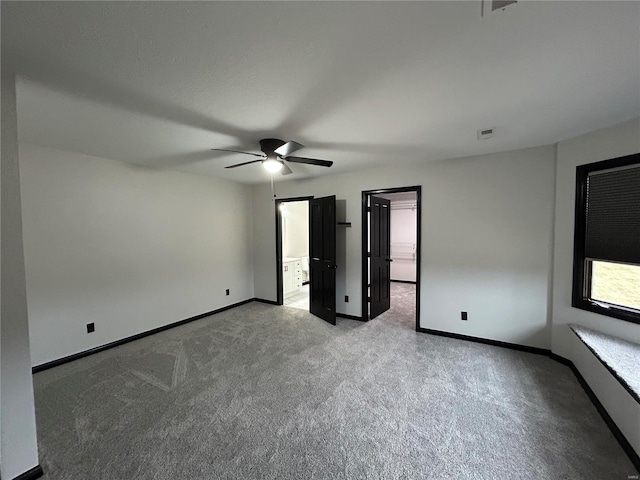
[33,283,636,479]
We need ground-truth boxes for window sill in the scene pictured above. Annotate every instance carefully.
[570,324,640,405]
[572,298,640,326]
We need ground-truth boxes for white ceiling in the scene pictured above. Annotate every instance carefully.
[3,1,639,185]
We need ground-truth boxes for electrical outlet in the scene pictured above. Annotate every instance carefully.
[345,295,349,303]
[226,289,230,296]
[87,323,95,333]
[461,311,468,321]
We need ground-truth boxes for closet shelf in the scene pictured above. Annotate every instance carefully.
[391,242,416,261]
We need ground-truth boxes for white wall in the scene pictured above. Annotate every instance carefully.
[253,145,556,348]
[282,201,309,260]
[551,117,640,455]
[390,201,417,282]
[1,73,40,480]
[19,144,254,366]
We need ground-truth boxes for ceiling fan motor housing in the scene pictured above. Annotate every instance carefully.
[259,138,286,155]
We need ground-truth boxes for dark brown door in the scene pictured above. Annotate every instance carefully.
[370,195,391,319]
[309,195,337,325]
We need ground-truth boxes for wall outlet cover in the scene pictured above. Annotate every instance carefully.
[477,128,495,140]
[87,323,95,333]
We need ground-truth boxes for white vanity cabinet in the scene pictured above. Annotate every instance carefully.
[283,258,303,297]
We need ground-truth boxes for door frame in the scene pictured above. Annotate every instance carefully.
[361,186,422,331]
[275,196,314,306]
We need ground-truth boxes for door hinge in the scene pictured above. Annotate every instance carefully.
[367,252,371,257]
[367,297,371,302]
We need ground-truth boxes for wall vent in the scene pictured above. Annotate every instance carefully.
[482,0,517,16]
[477,127,495,140]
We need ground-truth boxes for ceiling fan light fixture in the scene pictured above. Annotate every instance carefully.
[263,158,283,173]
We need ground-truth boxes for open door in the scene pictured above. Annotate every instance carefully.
[370,195,391,319]
[309,195,337,325]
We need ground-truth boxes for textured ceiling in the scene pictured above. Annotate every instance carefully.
[3,1,639,184]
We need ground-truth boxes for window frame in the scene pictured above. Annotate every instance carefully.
[572,152,640,325]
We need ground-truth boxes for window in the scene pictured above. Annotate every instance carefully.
[572,153,640,324]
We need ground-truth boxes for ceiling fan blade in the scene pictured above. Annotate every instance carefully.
[285,156,333,168]
[212,148,263,158]
[280,161,293,175]
[224,159,263,169]
[274,141,304,157]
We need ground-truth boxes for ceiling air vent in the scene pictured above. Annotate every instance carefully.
[482,0,517,16]
[477,127,495,140]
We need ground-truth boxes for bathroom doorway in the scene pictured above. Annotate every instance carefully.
[275,197,312,310]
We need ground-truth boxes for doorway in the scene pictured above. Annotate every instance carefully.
[361,186,421,331]
[276,197,312,310]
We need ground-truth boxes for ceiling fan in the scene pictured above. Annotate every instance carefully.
[212,138,333,175]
